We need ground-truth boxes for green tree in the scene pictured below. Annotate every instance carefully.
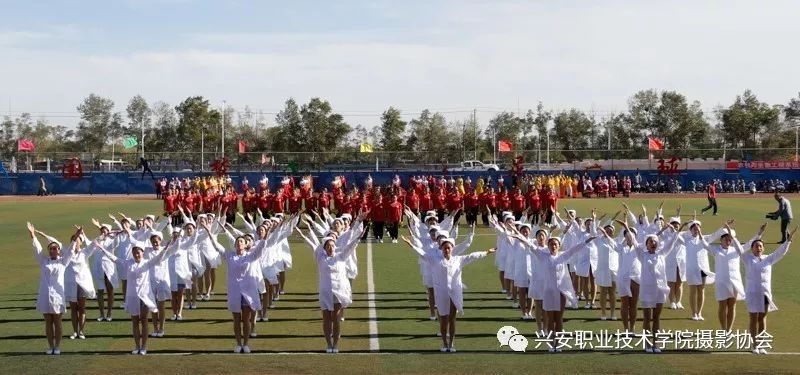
[716,90,782,153]
[75,94,123,154]
[126,95,151,154]
[408,109,450,163]
[274,98,304,152]
[175,96,221,154]
[553,109,592,161]
[379,107,407,164]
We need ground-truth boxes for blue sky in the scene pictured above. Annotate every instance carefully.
[1,0,799,129]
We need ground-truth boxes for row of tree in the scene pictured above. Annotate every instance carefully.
[1,90,799,165]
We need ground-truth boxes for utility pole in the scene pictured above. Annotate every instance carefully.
[473,109,478,160]
[221,100,226,157]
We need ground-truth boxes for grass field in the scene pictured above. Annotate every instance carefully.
[1,195,799,374]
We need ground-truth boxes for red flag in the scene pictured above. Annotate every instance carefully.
[498,140,512,152]
[648,137,664,150]
[238,140,247,154]
[17,139,35,152]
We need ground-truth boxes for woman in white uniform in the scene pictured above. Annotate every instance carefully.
[664,215,686,310]
[401,235,494,353]
[67,228,99,340]
[91,234,178,355]
[511,222,533,319]
[167,221,201,321]
[297,212,365,353]
[735,228,795,354]
[29,223,78,355]
[710,223,761,331]
[617,221,682,353]
[511,227,599,352]
[203,215,290,354]
[146,232,173,338]
[595,222,618,320]
[88,220,119,322]
[607,215,640,333]
[682,219,727,321]
[527,228,550,332]
[573,212,599,309]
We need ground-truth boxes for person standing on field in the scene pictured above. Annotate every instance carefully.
[768,192,793,243]
[701,180,718,216]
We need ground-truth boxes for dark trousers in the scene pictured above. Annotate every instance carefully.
[386,221,399,239]
[466,207,478,226]
[701,197,718,215]
[372,221,385,240]
[528,210,540,225]
[142,167,155,180]
[361,221,372,241]
[780,218,792,243]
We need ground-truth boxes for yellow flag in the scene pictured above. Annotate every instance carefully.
[360,143,373,153]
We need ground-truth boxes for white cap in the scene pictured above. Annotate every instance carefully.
[669,217,681,224]
[439,238,456,247]
[341,214,352,221]
[149,232,163,240]
[567,210,576,216]
[145,214,156,221]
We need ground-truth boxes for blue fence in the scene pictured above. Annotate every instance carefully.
[2,169,800,195]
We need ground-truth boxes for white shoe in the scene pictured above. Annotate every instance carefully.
[691,315,699,321]
[340,317,345,321]
[326,348,333,353]
[584,304,592,309]
[106,317,112,322]
[131,349,140,355]
[97,316,105,322]
[392,239,398,244]
[242,345,251,353]
[256,317,263,322]
[157,331,165,337]
[69,332,78,339]
[279,290,286,295]
[698,315,705,321]
[677,302,685,309]
[52,348,61,355]
[501,289,508,294]
[270,304,277,309]
[645,347,654,353]
[46,349,53,355]
[611,316,617,321]
[138,349,147,355]
[332,348,339,353]
[752,349,760,355]
[440,346,448,352]
[437,332,442,337]
[170,315,178,321]
[759,348,768,354]
[149,332,158,337]
[250,332,257,338]
[234,345,242,353]
[505,295,512,300]
[176,315,182,321]
[555,348,562,353]
[78,333,86,340]
[448,347,456,353]
[429,316,437,321]
[653,347,662,353]
[600,316,607,321]
[512,302,520,308]
[669,302,677,309]
[548,347,556,353]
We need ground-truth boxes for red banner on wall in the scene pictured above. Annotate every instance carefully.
[726,160,800,169]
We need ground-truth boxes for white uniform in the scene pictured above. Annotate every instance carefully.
[65,236,97,302]
[663,230,686,283]
[574,223,598,278]
[146,246,174,301]
[33,237,73,314]
[168,234,200,291]
[112,244,178,316]
[215,239,272,313]
[710,245,745,301]
[682,228,726,286]
[634,235,680,308]
[414,247,489,316]
[595,232,618,288]
[521,239,585,311]
[90,235,119,290]
[527,241,548,300]
[314,225,362,311]
[737,241,790,313]
[608,238,641,298]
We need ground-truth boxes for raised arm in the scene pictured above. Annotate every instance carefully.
[556,236,599,264]
[459,248,495,267]
[452,225,475,256]
[401,235,427,258]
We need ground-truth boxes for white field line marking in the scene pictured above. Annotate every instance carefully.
[366,240,380,352]
[93,350,800,356]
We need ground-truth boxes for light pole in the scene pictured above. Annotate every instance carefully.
[221,100,226,157]
[140,118,145,158]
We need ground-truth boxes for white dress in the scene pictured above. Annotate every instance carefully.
[608,238,641,298]
[196,221,222,269]
[663,230,686,283]
[513,235,532,286]
[594,233,618,288]
[710,245,745,301]
[168,234,200,290]
[33,237,73,314]
[65,237,98,302]
[414,247,489,316]
[634,235,680,308]
[215,239,272,313]
[111,244,178,316]
[521,239,585,311]
[738,241,791,313]
[527,241,548,300]
[90,235,119,290]
[574,224,598,278]
[314,224,363,311]
[681,228,725,286]
[146,246,174,301]
[113,231,135,281]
